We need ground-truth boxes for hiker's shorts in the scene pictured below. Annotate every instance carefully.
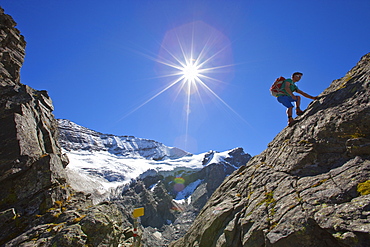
[277,95,297,108]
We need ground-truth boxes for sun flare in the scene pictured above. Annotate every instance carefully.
[181,60,200,82]
[119,21,247,151]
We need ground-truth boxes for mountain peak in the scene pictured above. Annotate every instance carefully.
[58,118,190,160]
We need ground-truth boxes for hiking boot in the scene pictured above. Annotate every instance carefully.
[296,108,304,116]
[288,116,297,127]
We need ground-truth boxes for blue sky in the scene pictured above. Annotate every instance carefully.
[2,0,369,156]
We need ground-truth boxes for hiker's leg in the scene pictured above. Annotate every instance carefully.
[287,107,293,117]
[278,96,295,109]
[287,107,294,125]
[295,95,301,109]
[295,96,304,115]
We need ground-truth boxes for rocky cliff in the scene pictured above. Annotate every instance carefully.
[0,7,133,246]
[171,53,370,246]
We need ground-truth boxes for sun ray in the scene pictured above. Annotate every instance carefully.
[196,79,251,127]
[115,75,185,123]
[158,44,187,69]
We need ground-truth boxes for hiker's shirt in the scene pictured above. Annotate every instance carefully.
[276,79,298,97]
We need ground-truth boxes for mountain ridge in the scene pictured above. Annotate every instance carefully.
[58,118,190,160]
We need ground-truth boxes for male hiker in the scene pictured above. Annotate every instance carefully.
[276,72,317,126]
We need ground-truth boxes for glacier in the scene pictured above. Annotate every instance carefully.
[58,119,247,202]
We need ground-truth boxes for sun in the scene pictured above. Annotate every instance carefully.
[181,60,200,83]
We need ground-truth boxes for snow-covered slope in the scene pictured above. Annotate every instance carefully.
[57,119,251,202]
[63,149,224,194]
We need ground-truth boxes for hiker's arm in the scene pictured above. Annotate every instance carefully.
[296,89,317,100]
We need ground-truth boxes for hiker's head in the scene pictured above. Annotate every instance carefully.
[292,72,303,82]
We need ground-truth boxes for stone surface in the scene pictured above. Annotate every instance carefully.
[171,53,370,247]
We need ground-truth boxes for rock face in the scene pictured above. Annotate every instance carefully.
[0,7,132,246]
[171,53,370,247]
[0,5,70,235]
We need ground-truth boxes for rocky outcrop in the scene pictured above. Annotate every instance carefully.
[0,5,70,237]
[3,193,129,247]
[0,7,134,246]
[171,53,370,247]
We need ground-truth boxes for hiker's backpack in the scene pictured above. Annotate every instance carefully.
[270,76,286,97]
